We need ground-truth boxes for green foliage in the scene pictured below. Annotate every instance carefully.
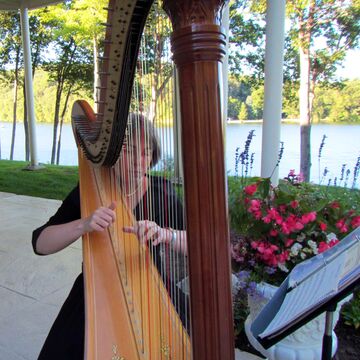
[282,80,299,119]
[0,68,92,123]
[342,290,360,329]
[229,0,266,78]
[226,75,360,123]
[232,287,249,336]
[229,175,360,286]
[0,160,78,200]
[314,80,360,123]
[228,96,242,119]
[250,86,264,119]
[37,0,107,49]
[238,102,249,120]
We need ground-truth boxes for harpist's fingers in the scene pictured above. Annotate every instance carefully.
[108,202,116,211]
[123,226,136,234]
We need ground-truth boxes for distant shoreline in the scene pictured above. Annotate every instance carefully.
[227,119,300,124]
[226,119,360,125]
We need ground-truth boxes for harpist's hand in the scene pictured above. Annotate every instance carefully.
[83,202,116,233]
[123,220,172,246]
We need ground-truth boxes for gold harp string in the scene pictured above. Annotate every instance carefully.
[74,1,192,358]
[140,10,160,351]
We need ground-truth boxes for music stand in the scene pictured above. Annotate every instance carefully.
[248,227,360,360]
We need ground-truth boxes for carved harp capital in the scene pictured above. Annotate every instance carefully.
[163,0,228,66]
[163,0,228,28]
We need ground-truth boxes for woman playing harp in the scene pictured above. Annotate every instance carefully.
[34,0,235,357]
[32,114,188,360]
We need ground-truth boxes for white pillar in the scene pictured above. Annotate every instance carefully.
[19,6,39,168]
[260,0,286,185]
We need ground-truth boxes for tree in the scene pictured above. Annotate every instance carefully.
[0,12,23,161]
[314,80,360,123]
[44,38,92,164]
[287,0,360,180]
[38,1,106,109]
[228,96,242,119]
[229,0,266,79]
[238,102,249,120]
[230,0,360,181]
[0,9,53,162]
[22,9,54,160]
[250,85,264,119]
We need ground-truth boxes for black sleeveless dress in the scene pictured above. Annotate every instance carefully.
[32,176,186,360]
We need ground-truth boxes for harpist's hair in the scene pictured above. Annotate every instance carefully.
[127,113,161,167]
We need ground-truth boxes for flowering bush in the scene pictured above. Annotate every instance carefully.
[230,171,360,287]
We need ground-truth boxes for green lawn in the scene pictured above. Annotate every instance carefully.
[0,160,78,200]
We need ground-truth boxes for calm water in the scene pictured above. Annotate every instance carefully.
[0,121,359,187]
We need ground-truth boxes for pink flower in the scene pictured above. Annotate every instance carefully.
[268,208,282,221]
[248,199,263,220]
[301,211,317,224]
[288,169,296,176]
[277,250,290,263]
[248,199,261,212]
[330,201,340,209]
[285,239,294,247]
[283,214,303,233]
[278,205,287,213]
[328,239,339,247]
[351,216,360,228]
[318,242,329,253]
[336,219,348,233]
[269,229,278,237]
[244,184,257,196]
[290,200,299,209]
[265,254,278,266]
[262,215,272,224]
[281,222,291,235]
[319,222,327,231]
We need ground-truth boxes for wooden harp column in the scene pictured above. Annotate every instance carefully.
[163,1,235,359]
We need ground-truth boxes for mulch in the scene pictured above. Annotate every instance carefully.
[334,318,360,360]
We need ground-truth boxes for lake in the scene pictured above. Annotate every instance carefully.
[0,121,359,187]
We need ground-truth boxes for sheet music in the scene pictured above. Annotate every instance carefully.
[252,227,360,341]
[258,252,345,338]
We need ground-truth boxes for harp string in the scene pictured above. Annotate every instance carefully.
[137,2,190,354]
[86,1,191,357]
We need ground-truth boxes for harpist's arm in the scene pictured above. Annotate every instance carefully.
[36,203,116,255]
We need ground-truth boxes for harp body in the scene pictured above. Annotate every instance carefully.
[77,147,190,359]
[72,1,234,359]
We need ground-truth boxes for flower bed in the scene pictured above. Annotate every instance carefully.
[230,172,360,286]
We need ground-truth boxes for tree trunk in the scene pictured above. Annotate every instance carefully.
[93,35,99,113]
[148,32,163,123]
[51,87,62,164]
[299,45,311,182]
[298,1,315,182]
[51,73,64,164]
[51,39,77,164]
[56,85,72,165]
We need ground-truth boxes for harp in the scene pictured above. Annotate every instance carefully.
[71,1,234,359]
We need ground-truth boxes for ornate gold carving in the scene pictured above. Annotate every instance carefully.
[160,337,170,358]
[163,0,228,29]
[112,344,125,360]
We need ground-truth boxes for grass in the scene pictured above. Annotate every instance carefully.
[0,160,78,200]
[1,159,359,205]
